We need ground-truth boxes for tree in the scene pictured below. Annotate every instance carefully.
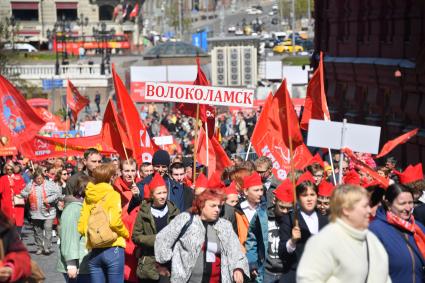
[278,0,314,21]
[164,0,192,35]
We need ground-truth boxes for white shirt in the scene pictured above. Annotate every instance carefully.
[286,211,319,253]
[240,200,257,223]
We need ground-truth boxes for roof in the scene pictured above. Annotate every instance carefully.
[143,41,207,58]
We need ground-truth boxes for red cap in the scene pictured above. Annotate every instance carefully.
[396,163,424,184]
[243,172,263,189]
[343,170,361,185]
[148,173,166,192]
[224,181,238,195]
[273,179,294,203]
[318,181,335,197]
[208,172,225,189]
[195,173,208,188]
[296,171,315,186]
[307,153,325,169]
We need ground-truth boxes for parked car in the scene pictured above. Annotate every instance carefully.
[246,8,262,15]
[4,43,38,52]
[228,26,236,33]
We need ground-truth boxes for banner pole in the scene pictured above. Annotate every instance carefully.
[288,132,298,225]
[328,148,337,184]
[338,119,348,185]
[245,142,252,161]
[193,103,200,182]
[205,120,209,168]
[64,104,69,156]
[122,142,136,186]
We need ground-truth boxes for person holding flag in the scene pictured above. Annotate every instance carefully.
[278,172,328,283]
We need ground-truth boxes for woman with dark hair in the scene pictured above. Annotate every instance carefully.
[132,173,180,282]
[78,163,129,283]
[278,173,328,283]
[0,210,31,282]
[370,183,425,283]
[155,189,249,283]
[57,174,92,283]
[20,168,61,255]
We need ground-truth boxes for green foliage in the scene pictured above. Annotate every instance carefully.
[277,0,314,20]
[165,0,192,34]
[55,108,67,120]
[282,55,310,66]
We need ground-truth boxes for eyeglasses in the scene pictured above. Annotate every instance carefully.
[62,173,70,176]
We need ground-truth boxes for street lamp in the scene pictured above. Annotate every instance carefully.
[93,22,115,75]
[6,15,16,50]
[77,13,89,39]
[46,28,60,75]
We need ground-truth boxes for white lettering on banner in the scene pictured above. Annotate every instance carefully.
[35,150,51,156]
[144,82,254,108]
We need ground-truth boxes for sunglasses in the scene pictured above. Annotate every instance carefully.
[62,173,70,176]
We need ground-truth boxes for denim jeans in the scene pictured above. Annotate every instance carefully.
[32,218,53,251]
[263,270,281,283]
[63,273,91,283]
[89,247,125,283]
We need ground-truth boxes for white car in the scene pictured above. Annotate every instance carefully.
[4,43,38,52]
[228,26,236,33]
[246,8,262,15]
[235,29,244,36]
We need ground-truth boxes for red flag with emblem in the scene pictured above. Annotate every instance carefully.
[129,3,139,18]
[101,99,132,159]
[176,57,216,137]
[112,65,157,163]
[66,80,89,122]
[300,52,330,130]
[251,81,312,181]
[375,128,419,159]
[0,75,45,153]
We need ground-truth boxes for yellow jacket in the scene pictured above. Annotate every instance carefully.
[78,182,129,249]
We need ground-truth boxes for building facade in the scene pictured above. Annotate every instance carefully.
[314,0,425,166]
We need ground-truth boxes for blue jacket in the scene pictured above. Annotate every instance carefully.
[245,202,269,283]
[369,207,425,283]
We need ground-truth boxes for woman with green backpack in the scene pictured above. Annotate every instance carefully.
[78,163,129,283]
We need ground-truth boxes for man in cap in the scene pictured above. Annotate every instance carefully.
[316,181,335,216]
[128,150,172,213]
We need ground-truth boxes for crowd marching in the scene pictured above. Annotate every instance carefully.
[0,144,424,283]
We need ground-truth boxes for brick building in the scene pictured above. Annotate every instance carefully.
[314,0,425,166]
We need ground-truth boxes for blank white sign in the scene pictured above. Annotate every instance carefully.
[307,119,381,154]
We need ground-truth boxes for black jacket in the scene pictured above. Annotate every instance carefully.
[278,210,328,283]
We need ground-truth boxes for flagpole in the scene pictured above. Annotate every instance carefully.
[288,130,298,225]
[122,142,136,186]
[338,119,348,185]
[64,101,69,157]
[193,103,200,182]
[245,141,252,161]
[205,120,209,168]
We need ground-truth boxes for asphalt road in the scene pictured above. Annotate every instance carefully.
[21,223,63,282]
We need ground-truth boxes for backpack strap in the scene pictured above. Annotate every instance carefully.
[172,213,194,249]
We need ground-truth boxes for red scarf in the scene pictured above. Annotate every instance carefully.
[29,182,48,211]
[387,211,425,259]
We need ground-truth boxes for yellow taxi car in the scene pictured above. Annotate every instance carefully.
[273,42,304,53]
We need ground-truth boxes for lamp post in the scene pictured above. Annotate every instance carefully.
[93,22,115,75]
[46,28,60,75]
[6,16,16,50]
[77,13,89,39]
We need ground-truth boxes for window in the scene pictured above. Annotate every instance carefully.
[11,2,39,21]
[56,2,78,21]
[99,5,114,21]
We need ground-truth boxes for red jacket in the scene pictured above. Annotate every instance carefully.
[0,176,14,222]
[0,224,31,282]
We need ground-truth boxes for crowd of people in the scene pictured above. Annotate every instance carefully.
[0,145,424,283]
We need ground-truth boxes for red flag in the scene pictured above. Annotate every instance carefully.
[66,80,89,121]
[20,134,116,160]
[196,127,232,178]
[343,148,389,189]
[176,57,216,137]
[32,106,69,132]
[300,52,330,130]
[251,82,312,181]
[0,75,45,151]
[375,128,419,158]
[129,3,139,18]
[101,99,132,159]
[112,65,157,163]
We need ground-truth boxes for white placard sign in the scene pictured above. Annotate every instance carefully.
[307,119,381,154]
[144,82,254,108]
[153,136,173,146]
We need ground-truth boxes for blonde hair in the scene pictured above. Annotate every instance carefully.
[329,184,368,222]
